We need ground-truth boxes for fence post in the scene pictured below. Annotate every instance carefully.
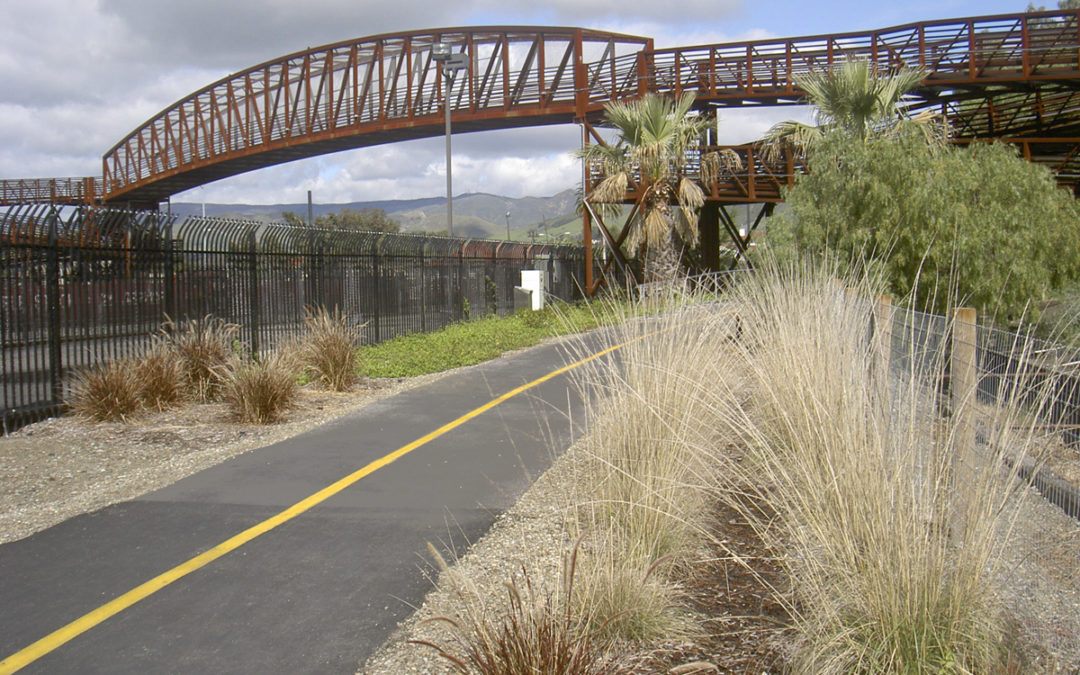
[419,248,427,332]
[457,245,465,321]
[248,229,260,356]
[951,306,978,542]
[163,219,176,322]
[45,209,63,405]
[371,245,381,343]
[875,294,893,374]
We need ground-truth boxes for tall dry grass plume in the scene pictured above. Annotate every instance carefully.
[220,352,298,424]
[161,316,239,402]
[704,263,1050,672]
[565,288,737,643]
[71,360,143,422]
[133,342,184,411]
[412,267,1058,672]
[300,306,362,391]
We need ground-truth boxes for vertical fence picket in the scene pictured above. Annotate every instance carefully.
[248,229,260,356]
[45,209,63,406]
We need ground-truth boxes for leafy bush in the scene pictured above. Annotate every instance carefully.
[769,133,1080,322]
[300,307,362,391]
[220,353,298,424]
[71,360,142,422]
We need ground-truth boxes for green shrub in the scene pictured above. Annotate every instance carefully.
[770,133,1080,322]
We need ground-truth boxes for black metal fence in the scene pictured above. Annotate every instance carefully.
[0,205,585,432]
[889,307,1080,449]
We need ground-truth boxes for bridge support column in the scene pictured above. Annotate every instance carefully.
[581,122,594,295]
[698,203,720,272]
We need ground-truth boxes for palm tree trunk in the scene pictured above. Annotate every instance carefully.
[643,234,681,284]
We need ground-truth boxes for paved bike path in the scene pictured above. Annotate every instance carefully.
[0,334,608,674]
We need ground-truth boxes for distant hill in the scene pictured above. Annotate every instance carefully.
[168,190,778,242]
[169,189,581,240]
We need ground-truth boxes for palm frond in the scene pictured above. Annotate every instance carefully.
[589,172,630,204]
[794,60,927,141]
[700,148,744,186]
[761,120,824,162]
[675,177,705,246]
[641,203,672,252]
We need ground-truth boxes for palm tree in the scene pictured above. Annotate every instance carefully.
[579,92,740,283]
[762,60,946,161]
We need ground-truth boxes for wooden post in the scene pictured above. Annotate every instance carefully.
[951,307,978,452]
[951,306,978,542]
[875,295,893,374]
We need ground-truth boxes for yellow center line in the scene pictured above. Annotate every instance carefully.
[0,339,629,674]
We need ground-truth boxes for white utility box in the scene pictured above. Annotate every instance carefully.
[518,270,546,311]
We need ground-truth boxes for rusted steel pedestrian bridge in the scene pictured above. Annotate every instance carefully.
[4,8,1080,209]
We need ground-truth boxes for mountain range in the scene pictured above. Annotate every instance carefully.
[168,188,773,242]
[169,189,582,241]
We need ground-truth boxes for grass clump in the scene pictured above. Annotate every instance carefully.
[71,360,142,422]
[220,353,298,424]
[132,343,184,411]
[359,301,615,378]
[562,292,734,644]
[412,543,614,675]
[300,307,362,391]
[706,263,1047,673]
[163,315,239,402]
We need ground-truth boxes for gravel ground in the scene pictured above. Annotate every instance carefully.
[998,483,1080,671]
[0,374,444,545]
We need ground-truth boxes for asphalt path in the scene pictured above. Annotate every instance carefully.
[0,332,615,674]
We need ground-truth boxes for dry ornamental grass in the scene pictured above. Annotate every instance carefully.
[71,360,142,422]
[301,307,363,392]
[163,315,239,402]
[220,353,299,424]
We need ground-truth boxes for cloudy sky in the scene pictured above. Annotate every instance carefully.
[2,0,1026,204]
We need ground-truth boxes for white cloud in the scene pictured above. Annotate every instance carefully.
[7,0,809,204]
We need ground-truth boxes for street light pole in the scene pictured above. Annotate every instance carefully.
[444,81,453,238]
[505,211,511,241]
[432,43,467,238]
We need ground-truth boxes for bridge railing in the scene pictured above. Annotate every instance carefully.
[585,143,802,204]
[0,177,102,207]
[0,205,585,432]
[648,9,1080,102]
[102,28,649,202]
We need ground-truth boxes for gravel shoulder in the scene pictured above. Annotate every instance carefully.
[0,373,445,545]
[360,432,581,675]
